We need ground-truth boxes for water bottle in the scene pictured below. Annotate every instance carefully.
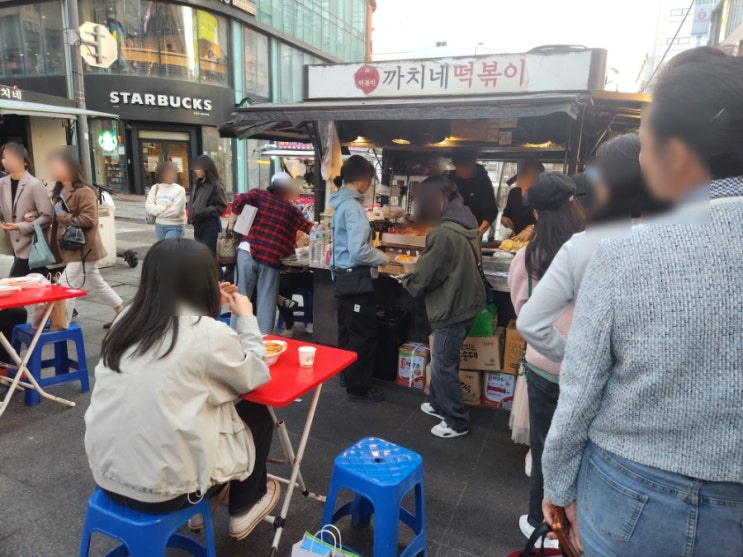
[310,223,321,264]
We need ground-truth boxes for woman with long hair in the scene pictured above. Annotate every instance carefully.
[518,132,668,363]
[189,155,227,256]
[0,142,54,277]
[86,239,281,540]
[541,48,743,556]
[402,175,486,438]
[506,173,585,545]
[49,150,123,325]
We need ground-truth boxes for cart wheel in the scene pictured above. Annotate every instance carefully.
[127,255,138,268]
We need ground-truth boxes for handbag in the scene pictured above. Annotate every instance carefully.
[506,509,581,557]
[59,225,85,251]
[332,266,374,297]
[145,184,159,225]
[292,525,359,557]
[29,220,56,268]
[216,230,238,263]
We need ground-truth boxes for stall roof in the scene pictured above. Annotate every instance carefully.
[221,92,585,140]
[0,99,118,120]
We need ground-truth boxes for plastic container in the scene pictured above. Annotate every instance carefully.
[373,307,411,380]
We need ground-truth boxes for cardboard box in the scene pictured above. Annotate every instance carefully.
[481,371,516,409]
[397,343,430,390]
[459,370,482,406]
[503,320,526,375]
[429,327,505,372]
[424,364,431,394]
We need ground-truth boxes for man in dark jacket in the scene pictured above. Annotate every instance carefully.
[403,176,486,439]
[449,151,498,236]
[502,160,545,235]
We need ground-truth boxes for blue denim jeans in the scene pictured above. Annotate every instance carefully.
[429,319,474,433]
[232,249,279,334]
[578,441,743,557]
[155,223,185,241]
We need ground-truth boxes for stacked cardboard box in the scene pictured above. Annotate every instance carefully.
[397,343,430,391]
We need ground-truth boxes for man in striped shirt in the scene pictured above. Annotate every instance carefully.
[229,172,313,333]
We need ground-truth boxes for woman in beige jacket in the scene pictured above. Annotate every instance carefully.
[0,142,54,277]
[48,151,123,323]
[85,238,281,541]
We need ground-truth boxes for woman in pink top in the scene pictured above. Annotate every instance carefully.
[507,173,584,545]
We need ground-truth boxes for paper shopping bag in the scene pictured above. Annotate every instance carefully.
[49,301,69,330]
[292,534,331,557]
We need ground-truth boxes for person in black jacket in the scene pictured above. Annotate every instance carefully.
[189,155,227,256]
[502,160,545,235]
[449,151,498,237]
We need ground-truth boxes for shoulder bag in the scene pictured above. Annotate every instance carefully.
[465,235,498,306]
[29,220,56,268]
[145,184,159,225]
[216,230,238,264]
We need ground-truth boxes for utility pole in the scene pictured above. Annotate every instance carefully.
[65,0,93,182]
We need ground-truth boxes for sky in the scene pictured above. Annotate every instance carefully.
[372,0,666,92]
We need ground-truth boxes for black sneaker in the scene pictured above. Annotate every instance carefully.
[346,388,384,403]
[103,321,113,329]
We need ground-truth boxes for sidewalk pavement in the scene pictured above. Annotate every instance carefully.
[0,211,531,557]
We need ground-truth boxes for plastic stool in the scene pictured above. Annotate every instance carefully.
[218,312,232,326]
[277,288,314,329]
[322,437,426,557]
[11,323,89,406]
[78,489,216,557]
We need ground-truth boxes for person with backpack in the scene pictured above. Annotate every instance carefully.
[402,175,486,438]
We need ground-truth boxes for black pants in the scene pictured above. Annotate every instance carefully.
[0,308,27,364]
[525,364,560,527]
[337,292,377,394]
[102,401,274,517]
[193,219,221,257]
[277,271,313,329]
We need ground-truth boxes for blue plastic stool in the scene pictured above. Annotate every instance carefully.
[321,437,426,557]
[78,489,216,557]
[11,323,90,406]
[218,312,232,326]
[277,288,314,329]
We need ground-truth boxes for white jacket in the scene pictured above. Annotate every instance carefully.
[85,313,270,502]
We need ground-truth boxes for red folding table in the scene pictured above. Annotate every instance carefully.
[0,285,87,418]
[241,336,357,557]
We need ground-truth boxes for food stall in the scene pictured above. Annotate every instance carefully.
[220,46,649,348]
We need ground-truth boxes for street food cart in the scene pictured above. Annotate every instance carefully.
[220,47,649,346]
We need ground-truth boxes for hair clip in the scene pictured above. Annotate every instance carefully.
[710,108,726,124]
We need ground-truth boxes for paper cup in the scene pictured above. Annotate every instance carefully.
[298,346,317,367]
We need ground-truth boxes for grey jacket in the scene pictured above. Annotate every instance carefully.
[85,314,270,502]
[543,177,743,506]
[0,171,54,259]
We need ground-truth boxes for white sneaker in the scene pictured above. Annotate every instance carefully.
[525,450,532,478]
[519,514,559,549]
[188,484,230,532]
[280,327,295,338]
[431,420,468,438]
[305,323,314,334]
[420,402,445,420]
[229,479,281,540]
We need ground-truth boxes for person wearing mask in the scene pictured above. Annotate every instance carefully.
[448,151,499,237]
[507,173,585,546]
[517,133,667,363]
[228,172,312,335]
[145,161,187,240]
[49,150,123,327]
[0,142,54,277]
[501,160,545,235]
[330,156,390,403]
[86,239,280,541]
[189,155,227,257]
[402,176,486,438]
[542,48,743,557]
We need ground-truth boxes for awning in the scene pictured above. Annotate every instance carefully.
[0,100,118,120]
[222,92,584,139]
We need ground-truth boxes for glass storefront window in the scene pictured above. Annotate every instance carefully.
[279,43,320,102]
[78,0,230,86]
[90,119,129,192]
[244,28,270,99]
[203,127,234,193]
[0,1,65,79]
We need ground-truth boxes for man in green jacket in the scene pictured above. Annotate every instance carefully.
[403,176,486,438]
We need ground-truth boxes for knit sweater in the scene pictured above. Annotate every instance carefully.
[145,183,187,226]
[542,177,743,506]
[508,248,573,375]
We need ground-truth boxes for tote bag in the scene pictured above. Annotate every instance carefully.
[29,221,56,268]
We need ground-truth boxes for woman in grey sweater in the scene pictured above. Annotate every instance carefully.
[541,47,743,556]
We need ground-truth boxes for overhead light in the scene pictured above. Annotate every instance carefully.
[351,136,369,143]
[392,138,411,145]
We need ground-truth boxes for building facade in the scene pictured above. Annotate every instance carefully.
[0,0,372,194]
[708,0,743,55]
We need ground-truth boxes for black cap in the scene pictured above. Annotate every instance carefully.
[523,172,576,210]
[451,149,479,164]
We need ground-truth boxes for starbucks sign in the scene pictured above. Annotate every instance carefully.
[98,130,118,152]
